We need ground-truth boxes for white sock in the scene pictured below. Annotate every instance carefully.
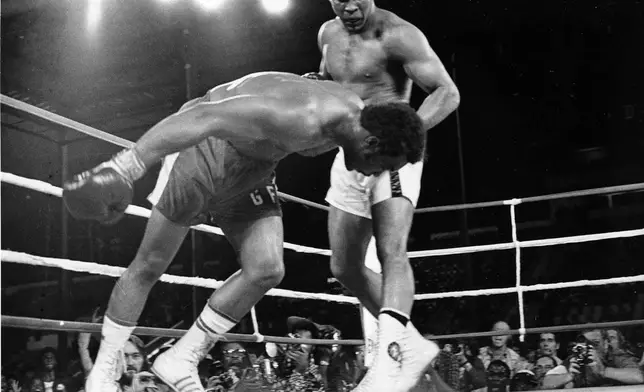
[101,316,136,350]
[170,305,237,363]
[196,304,238,337]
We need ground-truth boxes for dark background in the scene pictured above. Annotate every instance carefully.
[2,0,643,354]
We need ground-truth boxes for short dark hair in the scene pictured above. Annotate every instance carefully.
[360,101,425,163]
[534,354,557,367]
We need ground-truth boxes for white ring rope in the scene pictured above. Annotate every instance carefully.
[510,202,526,342]
[3,250,644,304]
[3,171,644,258]
[0,250,358,304]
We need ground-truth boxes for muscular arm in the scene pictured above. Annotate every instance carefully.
[133,95,304,168]
[317,20,334,79]
[390,24,460,131]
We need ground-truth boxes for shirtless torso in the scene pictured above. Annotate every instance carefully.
[319,9,414,104]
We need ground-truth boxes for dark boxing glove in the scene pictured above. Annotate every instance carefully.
[63,149,147,225]
[301,72,330,81]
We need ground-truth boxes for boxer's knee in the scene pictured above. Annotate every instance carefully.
[376,244,407,266]
[242,255,285,290]
[129,252,172,287]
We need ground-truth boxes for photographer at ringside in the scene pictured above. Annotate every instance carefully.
[259,317,327,392]
[542,329,643,388]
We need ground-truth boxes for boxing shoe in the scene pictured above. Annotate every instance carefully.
[352,313,405,392]
[151,335,215,392]
[85,346,125,392]
[396,324,440,392]
[63,149,146,225]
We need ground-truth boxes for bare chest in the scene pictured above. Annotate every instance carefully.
[325,34,386,81]
[324,34,411,102]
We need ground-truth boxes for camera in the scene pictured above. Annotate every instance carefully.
[570,343,592,365]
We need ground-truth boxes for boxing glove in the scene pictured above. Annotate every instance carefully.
[63,149,147,225]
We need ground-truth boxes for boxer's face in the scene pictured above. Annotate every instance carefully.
[345,138,407,176]
[329,0,374,32]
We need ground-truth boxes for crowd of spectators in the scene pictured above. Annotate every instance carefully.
[3,309,644,392]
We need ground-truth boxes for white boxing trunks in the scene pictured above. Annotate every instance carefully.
[325,149,424,219]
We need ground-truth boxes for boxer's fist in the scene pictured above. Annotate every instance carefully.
[63,149,146,225]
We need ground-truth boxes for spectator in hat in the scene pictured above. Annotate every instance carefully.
[478,322,529,377]
[259,316,325,392]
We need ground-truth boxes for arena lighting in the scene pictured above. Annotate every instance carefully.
[86,0,102,32]
[260,0,291,15]
[193,0,227,12]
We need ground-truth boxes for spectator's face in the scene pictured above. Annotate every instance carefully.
[42,352,56,370]
[30,379,44,392]
[539,333,559,356]
[124,341,145,380]
[491,322,510,348]
[583,330,607,357]
[606,329,621,352]
[1,375,7,392]
[533,357,555,380]
[292,329,313,355]
[221,342,247,369]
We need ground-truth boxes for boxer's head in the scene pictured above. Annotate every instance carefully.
[343,101,424,176]
[329,0,375,33]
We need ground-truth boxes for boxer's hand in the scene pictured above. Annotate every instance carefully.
[63,149,146,225]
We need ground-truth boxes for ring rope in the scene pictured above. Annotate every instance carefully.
[408,228,644,258]
[414,183,644,213]
[3,315,643,343]
[3,172,644,258]
[3,250,643,303]
[0,316,363,345]
[510,202,526,342]
[0,250,358,304]
[3,94,644,215]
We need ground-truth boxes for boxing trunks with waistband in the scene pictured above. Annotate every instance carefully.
[325,149,424,219]
[148,138,281,227]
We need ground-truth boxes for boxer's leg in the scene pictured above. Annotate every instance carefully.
[153,178,283,392]
[87,208,190,392]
